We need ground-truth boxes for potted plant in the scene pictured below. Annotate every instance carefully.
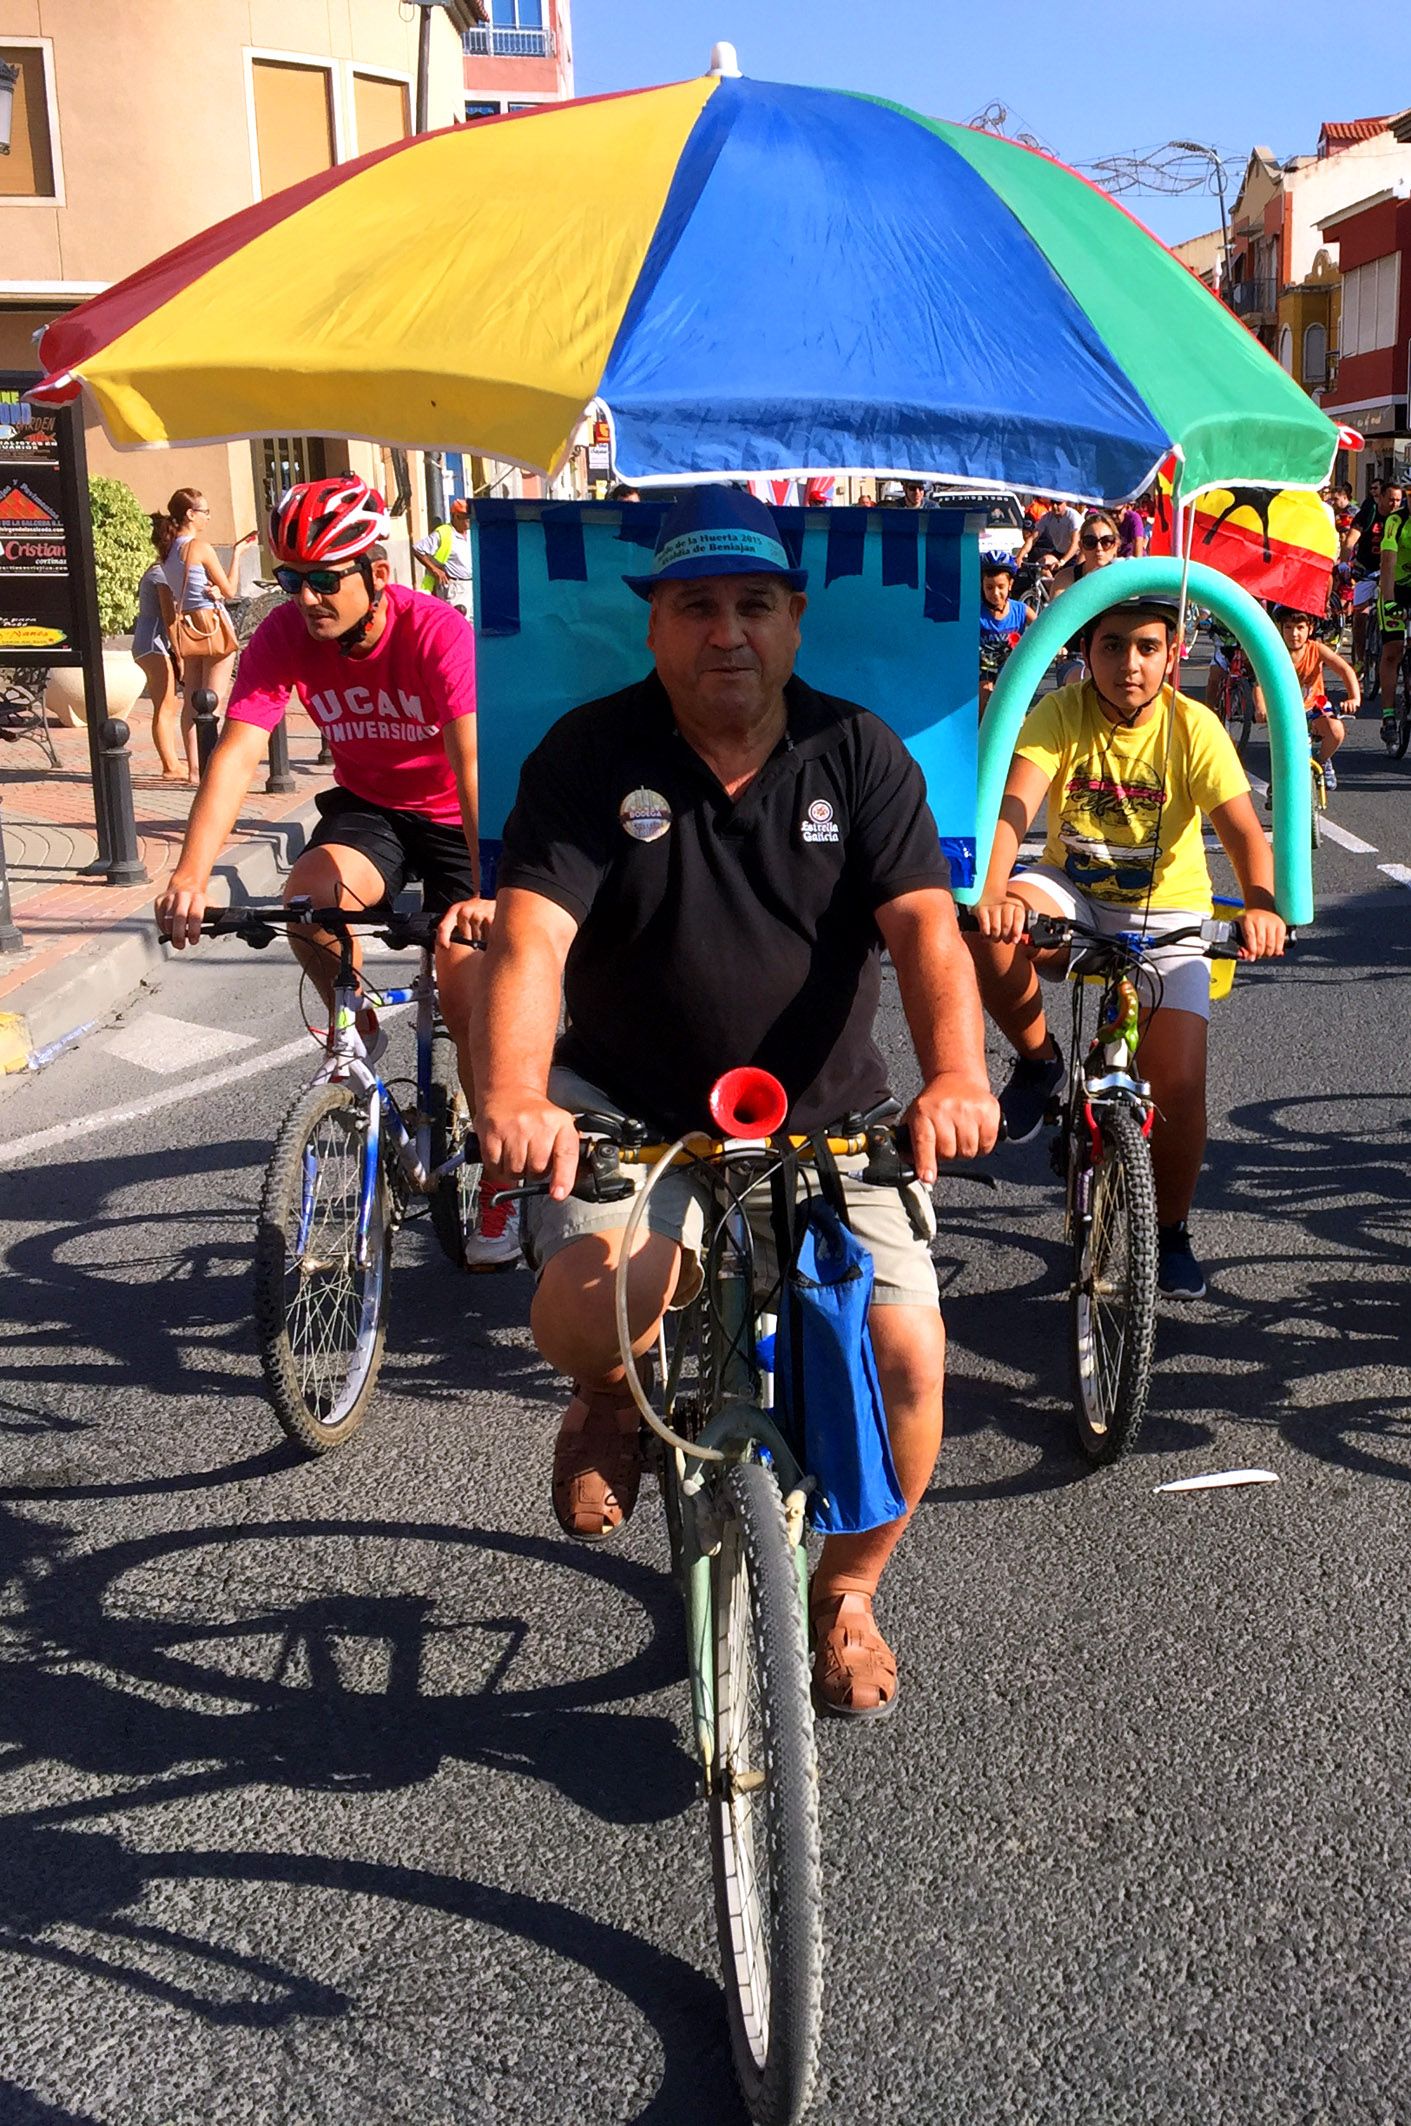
[44,473,151,725]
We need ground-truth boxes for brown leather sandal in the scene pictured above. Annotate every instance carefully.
[809,1591,899,1721]
[551,1385,643,1543]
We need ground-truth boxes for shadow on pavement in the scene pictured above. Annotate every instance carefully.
[0,2078,105,2125]
[0,1509,738,2123]
[0,1825,743,2126]
[0,1134,561,1441]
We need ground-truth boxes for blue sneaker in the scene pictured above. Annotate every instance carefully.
[998,1042,1065,1145]
[1158,1222,1207,1299]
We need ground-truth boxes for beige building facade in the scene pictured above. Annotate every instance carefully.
[1,0,479,577]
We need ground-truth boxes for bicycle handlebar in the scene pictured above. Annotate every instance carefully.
[200,899,483,951]
[956,904,1244,959]
[1019,913,1241,958]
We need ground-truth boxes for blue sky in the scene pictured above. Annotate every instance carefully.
[572,0,1374,247]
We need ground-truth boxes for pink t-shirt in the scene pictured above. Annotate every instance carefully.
[227,583,476,824]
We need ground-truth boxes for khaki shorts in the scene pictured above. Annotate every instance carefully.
[522,1067,941,1310]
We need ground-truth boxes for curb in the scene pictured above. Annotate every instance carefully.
[1,803,318,1066]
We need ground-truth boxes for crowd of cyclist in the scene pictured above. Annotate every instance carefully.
[976,474,1411,782]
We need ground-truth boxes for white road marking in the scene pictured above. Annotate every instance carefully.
[0,998,417,1169]
[0,1032,317,1168]
[103,1011,258,1077]
[1378,863,1411,888]
[1245,774,1379,856]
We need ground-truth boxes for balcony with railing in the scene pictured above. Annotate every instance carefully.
[463,24,555,57]
[1228,278,1278,318]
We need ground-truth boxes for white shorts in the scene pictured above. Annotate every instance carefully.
[1012,863,1213,1020]
[1353,575,1379,609]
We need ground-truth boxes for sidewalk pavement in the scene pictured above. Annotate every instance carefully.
[0,708,323,1069]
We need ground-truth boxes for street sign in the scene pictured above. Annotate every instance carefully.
[0,379,83,663]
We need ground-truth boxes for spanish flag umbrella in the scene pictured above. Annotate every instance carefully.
[1148,461,1342,613]
[35,65,1341,501]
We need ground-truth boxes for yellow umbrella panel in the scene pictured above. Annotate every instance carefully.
[39,80,713,468]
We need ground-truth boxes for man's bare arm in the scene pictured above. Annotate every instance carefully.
[875,886,999,1179]
[472,886,582,1197]
[155,718,271,945]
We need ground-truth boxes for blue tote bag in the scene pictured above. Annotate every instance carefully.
[772,1189,907,1536]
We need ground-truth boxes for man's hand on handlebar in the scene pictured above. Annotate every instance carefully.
[1236,908,1287,962]
[155,873,208,949]
[903,1072,1001,1182]
[436,896,496,952]
[475,1088,581,1202]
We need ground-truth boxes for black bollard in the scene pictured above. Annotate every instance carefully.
[265,714,296,794]
[193,688,220,779]
[0,809,24,953]
[98,720,150,887]
[316,730,332,766]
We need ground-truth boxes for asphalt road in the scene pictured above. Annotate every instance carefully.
[1,685,1409,2126]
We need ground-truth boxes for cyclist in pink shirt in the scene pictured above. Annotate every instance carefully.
[157,474,515,1266]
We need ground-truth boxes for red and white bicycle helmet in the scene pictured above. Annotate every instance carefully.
[268,475,391,567]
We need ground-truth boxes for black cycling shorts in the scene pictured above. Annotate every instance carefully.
[306,787,477,916]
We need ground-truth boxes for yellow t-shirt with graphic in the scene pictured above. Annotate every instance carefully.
[1013,681,1248,912]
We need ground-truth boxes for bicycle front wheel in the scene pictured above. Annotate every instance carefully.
[427,1023,481,1269]
[254,1082,391,1454]
[1070,1105,1159,1465]
[708,1458,822,2126]
[1231,675,1255,758]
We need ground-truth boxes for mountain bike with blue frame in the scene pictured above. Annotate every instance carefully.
[202,900,482,1454]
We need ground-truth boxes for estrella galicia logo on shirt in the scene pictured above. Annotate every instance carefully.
[619,786,672,842]
[801,797,839,844]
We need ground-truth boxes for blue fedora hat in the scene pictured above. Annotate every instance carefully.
[623,485,808,600]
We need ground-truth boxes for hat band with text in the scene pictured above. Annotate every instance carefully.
[651,526,792,574]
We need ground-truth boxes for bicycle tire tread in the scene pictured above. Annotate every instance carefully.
[709,1458,823,2126]
[427,1027,480,1270]
[254,1081,389,1455]
[1070,1105,1159,1466]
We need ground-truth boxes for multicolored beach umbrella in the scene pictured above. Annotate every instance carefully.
[35,71,1340,501]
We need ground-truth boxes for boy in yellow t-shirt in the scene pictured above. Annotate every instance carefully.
[966,595,1287,1298]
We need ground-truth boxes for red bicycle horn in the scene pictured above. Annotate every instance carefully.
[708,1067,789,1138]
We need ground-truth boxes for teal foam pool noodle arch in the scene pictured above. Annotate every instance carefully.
[960,557,1313,926]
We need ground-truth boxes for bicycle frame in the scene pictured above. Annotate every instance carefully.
[315,925,470,1266]
[610,1137,811,1782]
[1058,941,1152,1244]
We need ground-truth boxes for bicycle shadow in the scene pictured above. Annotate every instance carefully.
[0,2079,104,2126]
[0,1821,742,2125]
[0,1134,561,1446]
[0,1508,743,2123]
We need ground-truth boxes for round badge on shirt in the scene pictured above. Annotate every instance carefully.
[619,787,672,842]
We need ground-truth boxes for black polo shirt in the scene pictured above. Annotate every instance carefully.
[497,672,952,1135]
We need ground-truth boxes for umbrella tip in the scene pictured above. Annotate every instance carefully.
[707,41,741,77]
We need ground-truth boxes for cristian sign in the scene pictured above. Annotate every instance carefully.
[0,382,82,661]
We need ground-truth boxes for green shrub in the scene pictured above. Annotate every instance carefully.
[88,473,154,636]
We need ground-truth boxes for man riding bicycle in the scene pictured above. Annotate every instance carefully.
[155,473,513,1268]
[473,486,999,1720]
[1377,481,1411,729]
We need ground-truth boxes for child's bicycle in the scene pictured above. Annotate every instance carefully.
[202,899,483,1453]
[499,1068,922,2126]
[1206,627,1255,756]
[1020,911,1242,1464]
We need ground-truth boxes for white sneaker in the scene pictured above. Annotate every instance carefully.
[463,1188,521,1271]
